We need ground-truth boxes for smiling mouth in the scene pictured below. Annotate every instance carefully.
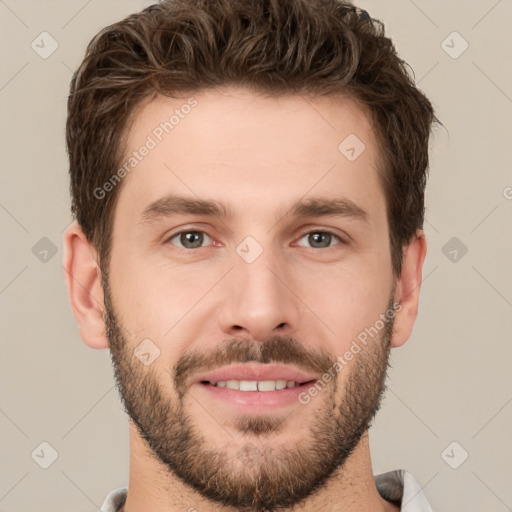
[200,379,316,391]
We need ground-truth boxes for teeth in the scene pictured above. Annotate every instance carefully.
[239,380,258,391]
[276,380,288,390]
[211,380,298,391]
[257,380,277,392]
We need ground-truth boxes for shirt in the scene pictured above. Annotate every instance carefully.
[100,469,433,511]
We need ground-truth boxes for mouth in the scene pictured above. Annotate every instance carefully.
[191,364,320,411]
[192,363,319,389]
[200,379,316,391]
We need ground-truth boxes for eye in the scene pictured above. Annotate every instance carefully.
[165,229,344,251]
[296,230,343,250]
[166,230,214,249]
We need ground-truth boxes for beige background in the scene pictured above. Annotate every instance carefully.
[1,1,511,510]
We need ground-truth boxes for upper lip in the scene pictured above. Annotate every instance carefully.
[193,363,319,385]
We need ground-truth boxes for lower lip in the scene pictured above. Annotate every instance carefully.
[193,382,315,412]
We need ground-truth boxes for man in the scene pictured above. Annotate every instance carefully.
[63,0,437,510]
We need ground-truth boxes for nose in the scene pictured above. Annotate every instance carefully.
[217,244,301,342]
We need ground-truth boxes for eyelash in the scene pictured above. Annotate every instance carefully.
[165,229,345,251]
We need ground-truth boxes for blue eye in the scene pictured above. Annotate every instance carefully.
[296,231,342,249]
[167,230,213,249]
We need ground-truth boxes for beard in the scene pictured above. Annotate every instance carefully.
[103,278,395,512]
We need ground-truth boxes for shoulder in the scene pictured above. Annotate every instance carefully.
[100,487,128,512]
[375,470,434,512]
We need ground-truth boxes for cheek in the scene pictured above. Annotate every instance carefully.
[110,256,220,339]
[293,263,391,351]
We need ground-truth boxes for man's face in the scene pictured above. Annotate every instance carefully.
[103,88,397,511]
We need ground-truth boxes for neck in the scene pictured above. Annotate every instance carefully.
[122,424,398,512]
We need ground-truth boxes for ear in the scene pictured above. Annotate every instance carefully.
[391,229,427,348]
[63,222,109,349]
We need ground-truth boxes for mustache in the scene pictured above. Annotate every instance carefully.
[173,335,335,394]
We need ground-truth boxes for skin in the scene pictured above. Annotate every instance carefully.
[64,88,426,512]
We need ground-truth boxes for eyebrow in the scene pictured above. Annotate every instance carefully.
[138,194,369,225]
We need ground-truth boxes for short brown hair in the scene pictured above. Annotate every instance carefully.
[66,0,437,278]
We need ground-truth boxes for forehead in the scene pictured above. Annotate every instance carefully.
[114,88,385,226]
